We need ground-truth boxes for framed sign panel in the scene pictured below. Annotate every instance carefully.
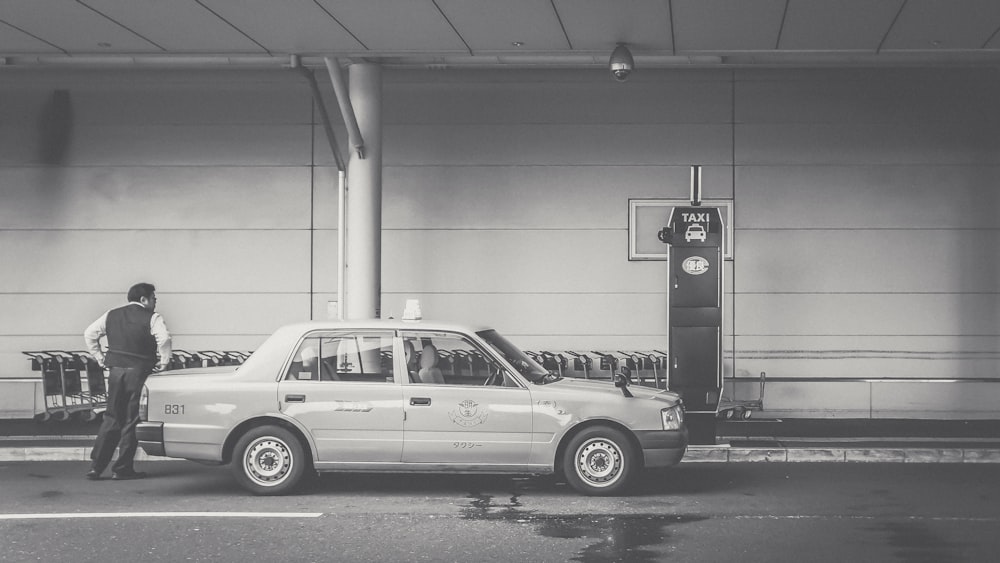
[628,199,734,261]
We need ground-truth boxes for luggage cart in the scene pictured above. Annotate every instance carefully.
[169,350,203,370]
[618,350,657,387]
[633,351,668,389]
[23,351,104,422]
[590,351,620,380]
[223,351,251,364]
[566,351,595,379]
[717,371,766,420]
[437,349,459,377]
[197,350,228,367]
[80,352,107,419]
[538,352,567,378]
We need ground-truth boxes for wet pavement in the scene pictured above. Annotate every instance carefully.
[2,462,999,562]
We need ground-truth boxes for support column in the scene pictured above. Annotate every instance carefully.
[345,63,382,319]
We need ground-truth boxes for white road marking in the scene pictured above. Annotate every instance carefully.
[0,512,323,520]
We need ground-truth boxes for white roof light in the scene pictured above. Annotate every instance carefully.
[402,299,423,321]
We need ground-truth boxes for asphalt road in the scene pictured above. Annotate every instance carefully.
[1,461,999,562]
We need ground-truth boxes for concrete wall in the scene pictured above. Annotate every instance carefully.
[0,69,337,383]
[1,66,998,418]
[379,69,733,350]
[732,68,1000,417]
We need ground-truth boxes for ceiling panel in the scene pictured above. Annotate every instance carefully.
[199,0,363,54]
[0,0,160,53]
[780,0,904,51]
[318,0,466,52]
[437,0,569,52]
[882,0,1000,50]
[0,20,62,54]
[554,0,673,51]
[82,0,264,53]
[672,0,787,52]
[0,0,998,67]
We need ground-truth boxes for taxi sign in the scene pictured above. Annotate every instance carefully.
[665,207,724,247]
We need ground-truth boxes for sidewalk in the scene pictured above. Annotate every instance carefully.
[693,418,1000,464]
[2,417,1000,463]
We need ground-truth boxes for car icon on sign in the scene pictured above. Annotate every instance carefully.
[684,224,707,242]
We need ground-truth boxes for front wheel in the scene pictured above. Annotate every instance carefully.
[231,425,308,495]
[562,426,637,496]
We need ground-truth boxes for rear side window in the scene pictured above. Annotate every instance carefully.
[285,332,394,383]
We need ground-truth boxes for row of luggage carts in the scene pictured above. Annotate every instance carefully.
[525,350,765,420]
[22,350,251,422]
[24,348,762,422]
[525,350,671,389]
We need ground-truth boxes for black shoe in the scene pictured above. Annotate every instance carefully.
[85,470,103,480]
[111,470,147,481]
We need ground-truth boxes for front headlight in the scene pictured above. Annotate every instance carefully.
[661,405,684,430]
[139,385,148,421]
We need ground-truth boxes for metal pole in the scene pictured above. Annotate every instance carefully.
[337,169,346,320]
[324,57,366,159]
[690,165,702,206]
[344,63,382,319]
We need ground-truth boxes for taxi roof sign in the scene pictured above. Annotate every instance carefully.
[402,299,423,321]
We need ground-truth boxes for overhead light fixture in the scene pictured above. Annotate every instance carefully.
[609,43,634,82]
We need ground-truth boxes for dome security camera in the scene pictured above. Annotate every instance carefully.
[609,44,634,82]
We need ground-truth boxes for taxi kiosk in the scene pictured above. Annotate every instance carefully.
[658,167,724,444]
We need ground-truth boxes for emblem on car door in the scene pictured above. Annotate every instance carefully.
[449,399,488,427]
[332,401,373,412]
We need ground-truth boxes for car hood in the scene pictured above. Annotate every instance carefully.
[543,377,682,405]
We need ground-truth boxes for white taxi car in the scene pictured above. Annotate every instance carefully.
[137,319,687,496]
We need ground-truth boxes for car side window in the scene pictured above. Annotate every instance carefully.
[285,332,394,383]
[401,331,514,387]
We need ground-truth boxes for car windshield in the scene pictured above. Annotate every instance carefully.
[476,329,554,383]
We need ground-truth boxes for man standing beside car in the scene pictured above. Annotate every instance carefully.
[84,282,172,480]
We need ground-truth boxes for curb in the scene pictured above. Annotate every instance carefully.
[683,445,1000,463]
[0,446,164,463]
[3,445,1000,463]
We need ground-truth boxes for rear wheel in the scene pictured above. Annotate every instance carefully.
[562,425,637,496]
[231,425,308,495]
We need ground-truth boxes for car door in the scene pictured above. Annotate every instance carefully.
[400,331,532,465]
[278,331,403,463]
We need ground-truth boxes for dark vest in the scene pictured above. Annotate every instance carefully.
[104,304,157,369]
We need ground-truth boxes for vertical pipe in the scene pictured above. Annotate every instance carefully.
[324,57,365,158]
[337,169,346,320]
[344,63,382,319]
[690,165,702,206]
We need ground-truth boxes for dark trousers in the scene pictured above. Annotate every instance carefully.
[90,366,150,474]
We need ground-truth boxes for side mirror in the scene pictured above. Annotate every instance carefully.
[614,367,633,398]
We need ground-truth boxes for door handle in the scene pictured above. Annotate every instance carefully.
[285,394,306,403]
[410,397,431,406]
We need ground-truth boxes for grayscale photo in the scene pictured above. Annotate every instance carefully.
[2,1,1000,561]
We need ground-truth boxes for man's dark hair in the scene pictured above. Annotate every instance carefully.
[127,283,156,303]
